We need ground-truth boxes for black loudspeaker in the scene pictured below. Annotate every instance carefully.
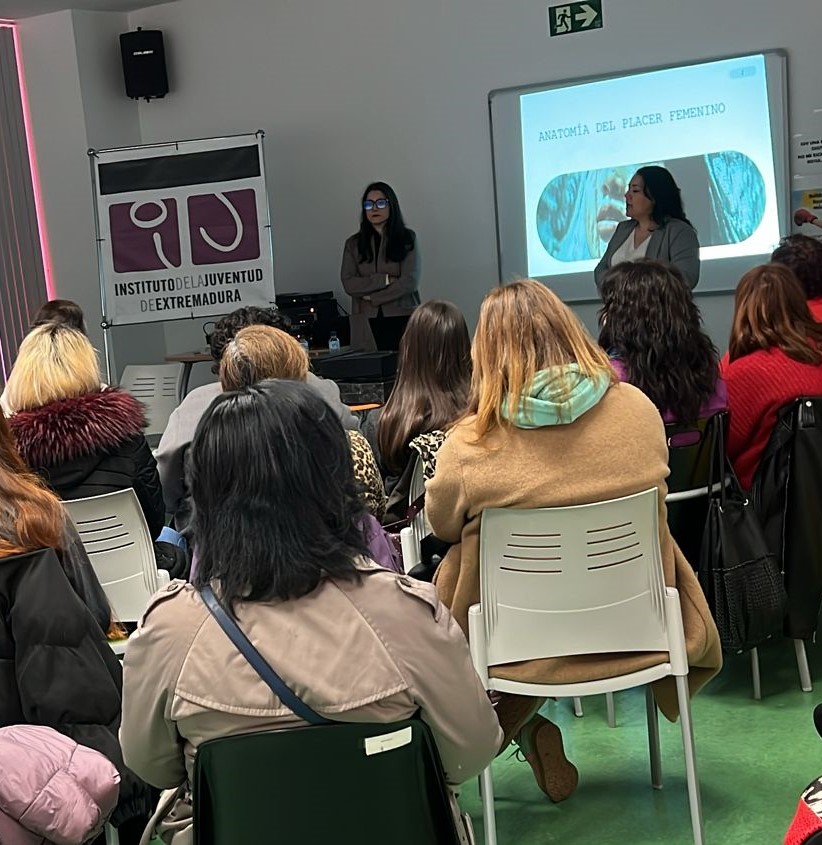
[120,29,169,100]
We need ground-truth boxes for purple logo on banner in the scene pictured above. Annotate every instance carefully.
[187,189,260,265]
[109,199,181,273]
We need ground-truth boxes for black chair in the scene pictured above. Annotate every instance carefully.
[664,412,727,567]
[193,718,465,845]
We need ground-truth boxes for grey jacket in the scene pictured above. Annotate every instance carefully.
[594,218,700,291]
[156,374,358,519]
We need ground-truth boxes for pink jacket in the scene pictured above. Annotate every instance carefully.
[0,725,120,845]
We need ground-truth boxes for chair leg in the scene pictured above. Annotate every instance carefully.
[573,697,583,718]
[606,691,616,728]
[750,647,762,701]
[479,766,498,845]
[675,675,705,845]
[795,639,813,693]
[645,686,662,790]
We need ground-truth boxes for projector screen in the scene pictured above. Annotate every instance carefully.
[490,52,790,300]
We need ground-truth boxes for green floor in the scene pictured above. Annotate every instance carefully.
[459,638,822,843]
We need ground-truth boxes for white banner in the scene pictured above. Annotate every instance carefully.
[91,133,275,325]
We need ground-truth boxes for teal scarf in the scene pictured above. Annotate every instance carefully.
[501,365,609,428]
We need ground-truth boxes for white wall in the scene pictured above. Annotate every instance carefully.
[22,0,822,364]
[18,8,167,378]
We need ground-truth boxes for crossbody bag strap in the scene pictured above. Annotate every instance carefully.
[200,586,333,726]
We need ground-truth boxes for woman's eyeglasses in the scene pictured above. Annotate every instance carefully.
[363,199,390,211]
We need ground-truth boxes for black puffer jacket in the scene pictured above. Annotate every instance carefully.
[9,389,165,539]
[0,547,152,826]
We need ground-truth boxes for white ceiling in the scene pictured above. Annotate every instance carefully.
[0,0,173,20]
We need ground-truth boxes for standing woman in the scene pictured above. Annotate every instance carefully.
[594,165,700,291]
[341,181,421,350]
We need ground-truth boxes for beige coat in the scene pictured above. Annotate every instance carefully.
[340,232,421,350]
[120,560,502,844]
[427,383,722,722]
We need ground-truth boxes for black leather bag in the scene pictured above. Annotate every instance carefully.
[752,397,822,640]
[698,420,787,653]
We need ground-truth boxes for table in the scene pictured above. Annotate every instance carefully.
[165,346,364,405]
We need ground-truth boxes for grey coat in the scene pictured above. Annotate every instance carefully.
[155,374,358,523]
[594,218,700,291]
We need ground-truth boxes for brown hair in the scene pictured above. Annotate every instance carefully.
[771,234,822,300]
[377,300,471,474]
[31,299,87,334]
[0,410,64,557]
[469,280,614,438]
[219,325,309,391]
[729,264,822,364]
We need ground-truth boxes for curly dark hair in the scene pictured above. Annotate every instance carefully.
[771,234,822,300]
[207,306,291,373]
[598,259,719,423]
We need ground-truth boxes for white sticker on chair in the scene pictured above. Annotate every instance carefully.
[364,726,413,756]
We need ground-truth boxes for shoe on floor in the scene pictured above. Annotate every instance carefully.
[521,714,579,802]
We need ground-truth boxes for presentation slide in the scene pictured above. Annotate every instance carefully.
[489,52,789,299]
[520,55,780,277]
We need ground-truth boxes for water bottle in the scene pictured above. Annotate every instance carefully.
[328,331,341,351]
[298,336,309,353]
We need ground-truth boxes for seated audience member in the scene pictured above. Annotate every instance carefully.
[0,298,97,416]
[771,234,822,322]
[427,279,722,802]
[361,300,471,523]
[4,324,164,539]
[220,325,386,520]
[0,412,151,843]
[156,305,358,527]
[599,259,727,423]
[721,264,822,491]
[121,381,502,843]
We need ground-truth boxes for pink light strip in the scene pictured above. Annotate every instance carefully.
[8,22,54,298]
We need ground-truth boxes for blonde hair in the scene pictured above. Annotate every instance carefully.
[469,279,614,438]
[5,324,101,413]
[219,325,309,391]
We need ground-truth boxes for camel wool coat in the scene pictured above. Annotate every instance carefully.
[427,382,722,721]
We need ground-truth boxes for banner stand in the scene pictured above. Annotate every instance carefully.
[88,130,276,385]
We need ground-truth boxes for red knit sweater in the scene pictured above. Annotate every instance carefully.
[720,347,822,490]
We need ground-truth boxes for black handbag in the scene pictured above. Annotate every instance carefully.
[698,417,788,653]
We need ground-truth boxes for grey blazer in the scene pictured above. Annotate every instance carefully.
[594,218,700,292]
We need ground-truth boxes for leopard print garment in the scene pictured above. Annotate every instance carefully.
[348,430,387,521]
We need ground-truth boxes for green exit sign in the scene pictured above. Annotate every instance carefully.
[548,1,603,36]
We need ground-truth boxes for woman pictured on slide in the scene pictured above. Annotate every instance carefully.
[594,165,700,292]
[341,182,420,350]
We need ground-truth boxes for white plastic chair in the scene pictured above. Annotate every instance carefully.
[400,457,428,574]
[120,363,183,438]
[64,488,169,632]
[469,489,703,845]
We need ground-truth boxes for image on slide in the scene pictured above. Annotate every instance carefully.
[520,54,781,278]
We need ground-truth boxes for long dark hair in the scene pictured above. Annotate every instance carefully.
[636,166,692,228]
[729,264,822,365]
[378,301,471,474]
[189,380,368,611]
[356,181,415,264]
[599,259,718,423]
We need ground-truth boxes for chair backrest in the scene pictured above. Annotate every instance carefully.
[119,363,183,436]
[193,719,461,845]
[665,411,727,500]
[408,455,430,545]
[64,488,163,624]
[479,488,668,667]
